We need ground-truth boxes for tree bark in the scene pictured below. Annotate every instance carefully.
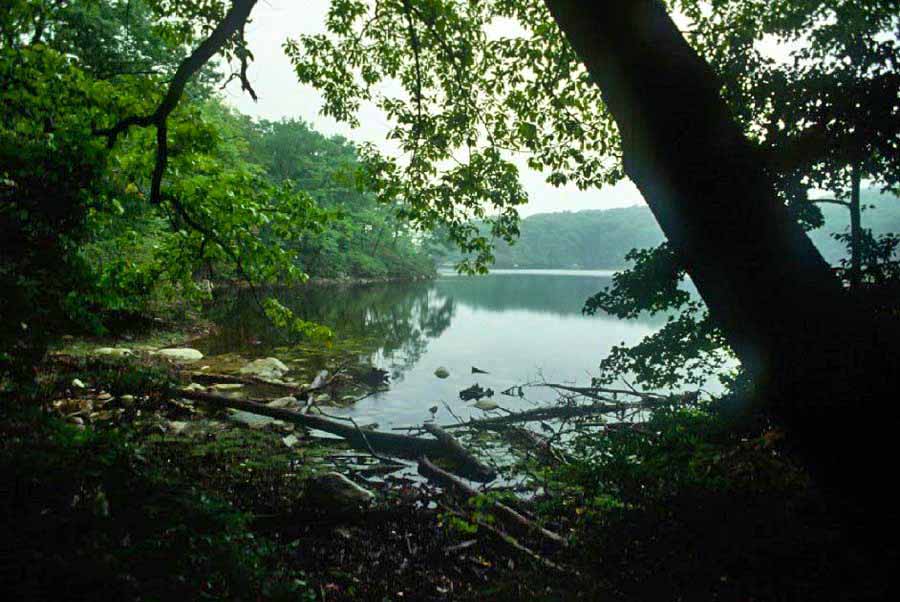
[850,162,862,289]
[542,0,898,505]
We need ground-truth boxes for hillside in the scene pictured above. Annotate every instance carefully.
[488,191,900,269]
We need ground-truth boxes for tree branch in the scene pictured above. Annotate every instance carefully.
[95,0,258,204]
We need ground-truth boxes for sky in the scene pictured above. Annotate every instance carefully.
[221,0,644,217]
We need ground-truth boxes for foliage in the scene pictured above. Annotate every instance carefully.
[287,0,621,272]
[263,298,334,344]
[0,405,316,600]
[0,1,437,384]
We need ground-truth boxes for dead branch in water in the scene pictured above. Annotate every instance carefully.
[538,383,667,402]
[180,390,496,481]
[441,400,644,430]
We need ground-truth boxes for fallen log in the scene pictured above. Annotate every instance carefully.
[188,368,331,397]
[187,371,304,392]
[180,390,496,482]
[422,423,495,481]
[539,383,667,402]
[442,400,643,430]
[418,455,567,547]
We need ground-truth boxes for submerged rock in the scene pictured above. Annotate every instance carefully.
[239,357,289,380]
[308,472,375,508]
[156,348,204,362]
[434,367,450,379]
[473,399,500,411]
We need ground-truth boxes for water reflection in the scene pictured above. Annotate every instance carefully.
[199,272,662,428]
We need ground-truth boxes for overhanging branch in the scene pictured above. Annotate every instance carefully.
[95,0,258,204]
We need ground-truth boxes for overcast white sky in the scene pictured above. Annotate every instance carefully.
[221,0,644,217]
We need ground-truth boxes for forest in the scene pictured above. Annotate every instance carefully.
[481,190,900,269]
[2,1,899,601]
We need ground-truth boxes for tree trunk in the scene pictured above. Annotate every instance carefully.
[849,162,862,289]
[542,0,898,505]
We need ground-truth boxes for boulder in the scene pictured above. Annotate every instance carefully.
[156,348,204,362]
[227,409,276,429]
[239,357,289,380]
[211,383,244,391]
[94,347,133,357]
[473,399,500,411]
[267,396,303,410]
[307,472,375,508]
[434,366,450,379]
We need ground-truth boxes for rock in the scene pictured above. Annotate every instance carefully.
[314,393,331,404]
[471,366,490,374]
[97,392,113,401]
[119,394,135,406]
[239,357,289,380]
[181,383,208,393]
[281,434,300,448]
[434,367,450,379]
[473,399,500,411]
[267,396,302,410]
[166,420,189,435]
[459,383,494,401]
[308,472,375,508]
[156,348,204,362]
[71,378,86,389]
[94,347,133,357]
[211,383,244,391]
[227,409,276,429]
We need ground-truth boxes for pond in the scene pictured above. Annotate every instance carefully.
[195,270,664,431]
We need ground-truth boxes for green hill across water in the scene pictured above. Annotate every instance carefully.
[487,191,900,269]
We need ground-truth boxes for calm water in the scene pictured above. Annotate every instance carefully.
[199,270,663,429]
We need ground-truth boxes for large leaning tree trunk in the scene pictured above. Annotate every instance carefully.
[543,0,899,507]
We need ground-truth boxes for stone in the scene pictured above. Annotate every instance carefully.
[166,420,189,435]
[94,347,133,357]
[473,399,500,411]
[239,357,289,380]
[211,383,244,391]
[71,378,86,389]
[308,472,375,508]
[281,434,300,448]
[227,409,275,429]
[156,348,204,362]
[434,366,450,379]
[181,383,208,393]
[314,393,331,404]
[119,394,135,406]
[267,396,302,410]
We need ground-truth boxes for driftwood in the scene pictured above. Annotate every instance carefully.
[443,400,643,430]
[180,390,496,482]
[539,383,667,402]
[422,423,496,481]
[417,455,566,547]
[443,506,570,574]
[188,371,303,392]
